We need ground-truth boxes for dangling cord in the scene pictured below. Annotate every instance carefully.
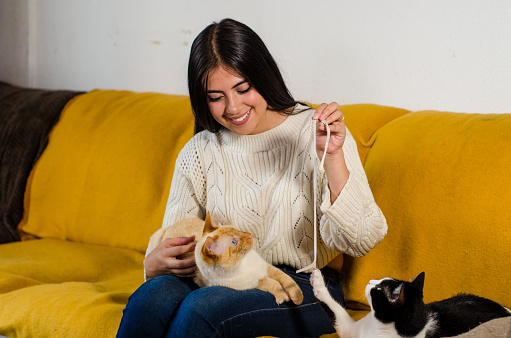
[297,119,330,274]
[319,120,331,171]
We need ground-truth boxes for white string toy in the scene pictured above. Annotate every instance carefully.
[296,119,330,274]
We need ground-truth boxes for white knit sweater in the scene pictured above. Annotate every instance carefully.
[150,105,387,270]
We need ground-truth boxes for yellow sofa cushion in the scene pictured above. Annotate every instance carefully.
[309,103,410,165]
[341,104,410,164]
[343,111,511,310]
[0,241,341,338]
[18,90,195,252]
[0,238,144,338]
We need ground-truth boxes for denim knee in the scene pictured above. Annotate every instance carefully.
[129,276,182,312]
[167,286,231,337]
[117,275,198,338]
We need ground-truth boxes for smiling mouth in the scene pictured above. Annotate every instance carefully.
[227,109,251,125]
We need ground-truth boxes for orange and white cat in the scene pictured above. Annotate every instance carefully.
[148,212,303,305]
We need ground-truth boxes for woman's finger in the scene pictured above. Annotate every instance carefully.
[314,102,342,125]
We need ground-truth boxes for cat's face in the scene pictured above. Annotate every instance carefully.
[199,213,254,267]
[365,272,425,324]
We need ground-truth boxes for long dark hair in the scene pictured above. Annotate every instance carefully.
[188,18,304,133]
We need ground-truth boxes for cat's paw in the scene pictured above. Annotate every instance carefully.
[310,269,329,302]
[274,291,291,305]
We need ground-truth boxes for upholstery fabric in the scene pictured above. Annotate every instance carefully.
[342,111,511,311]
[18,90,195,252]
[451,317,511,337]
[3,89,509,337]
[340,104,410,164]
[0,82,81,244]
[0,238,144,338]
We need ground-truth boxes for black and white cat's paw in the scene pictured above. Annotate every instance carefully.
[310,269,330,303]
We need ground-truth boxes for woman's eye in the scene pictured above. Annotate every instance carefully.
[208,96,222,102]
[238,86,251,94]
[231,239,238,246]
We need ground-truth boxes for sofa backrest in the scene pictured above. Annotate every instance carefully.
[18,89,510,309]
[18,90,195,253]
[339,103,410,164]
[343,109,511,310]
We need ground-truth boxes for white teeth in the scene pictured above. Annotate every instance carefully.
[231,109,250,122]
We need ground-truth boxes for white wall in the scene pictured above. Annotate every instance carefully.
[1,0,510,114]
[0,0,29,86]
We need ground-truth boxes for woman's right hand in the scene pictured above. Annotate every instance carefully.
[144,236,197,279]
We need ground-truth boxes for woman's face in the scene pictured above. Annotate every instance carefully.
[206,65,286,135]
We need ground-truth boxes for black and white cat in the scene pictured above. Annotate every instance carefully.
[311,269,511,338]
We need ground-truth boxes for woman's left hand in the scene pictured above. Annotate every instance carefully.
[313,102,349,202]
[313,102,346,158]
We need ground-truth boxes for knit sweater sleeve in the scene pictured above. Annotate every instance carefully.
[319,128,387,257]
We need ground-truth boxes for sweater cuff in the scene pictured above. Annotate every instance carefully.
[320,173,387,257]
[321,172,363,226]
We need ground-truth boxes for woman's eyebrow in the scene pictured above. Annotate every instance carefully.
[232,80,248,88]
[207,80,248,93]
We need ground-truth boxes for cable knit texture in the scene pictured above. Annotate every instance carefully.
[151,105,387,269]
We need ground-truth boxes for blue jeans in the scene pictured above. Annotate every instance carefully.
[117,266,345,338]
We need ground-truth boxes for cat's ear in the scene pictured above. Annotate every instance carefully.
[411,272,425,292]
[203,211,217,235]
[201,236,217,262]
[203,236,231,258]
[389,282,406,306]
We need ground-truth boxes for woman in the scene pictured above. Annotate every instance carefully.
[117,18,387,338]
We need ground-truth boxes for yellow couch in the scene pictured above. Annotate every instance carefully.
[0,88,510,337]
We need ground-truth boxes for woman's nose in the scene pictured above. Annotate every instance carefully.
[226,95,240,114]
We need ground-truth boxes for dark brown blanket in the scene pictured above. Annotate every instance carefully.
[0,82,82,244]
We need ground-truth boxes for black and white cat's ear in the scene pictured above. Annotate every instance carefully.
[203,211,217,235]
[389,283,405,306]
[411,272,425,291]
[389,272,424,306]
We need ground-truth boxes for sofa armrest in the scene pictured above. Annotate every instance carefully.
[0,82,82,244]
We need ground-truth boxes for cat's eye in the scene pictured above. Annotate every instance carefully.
[231,239,238,246]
